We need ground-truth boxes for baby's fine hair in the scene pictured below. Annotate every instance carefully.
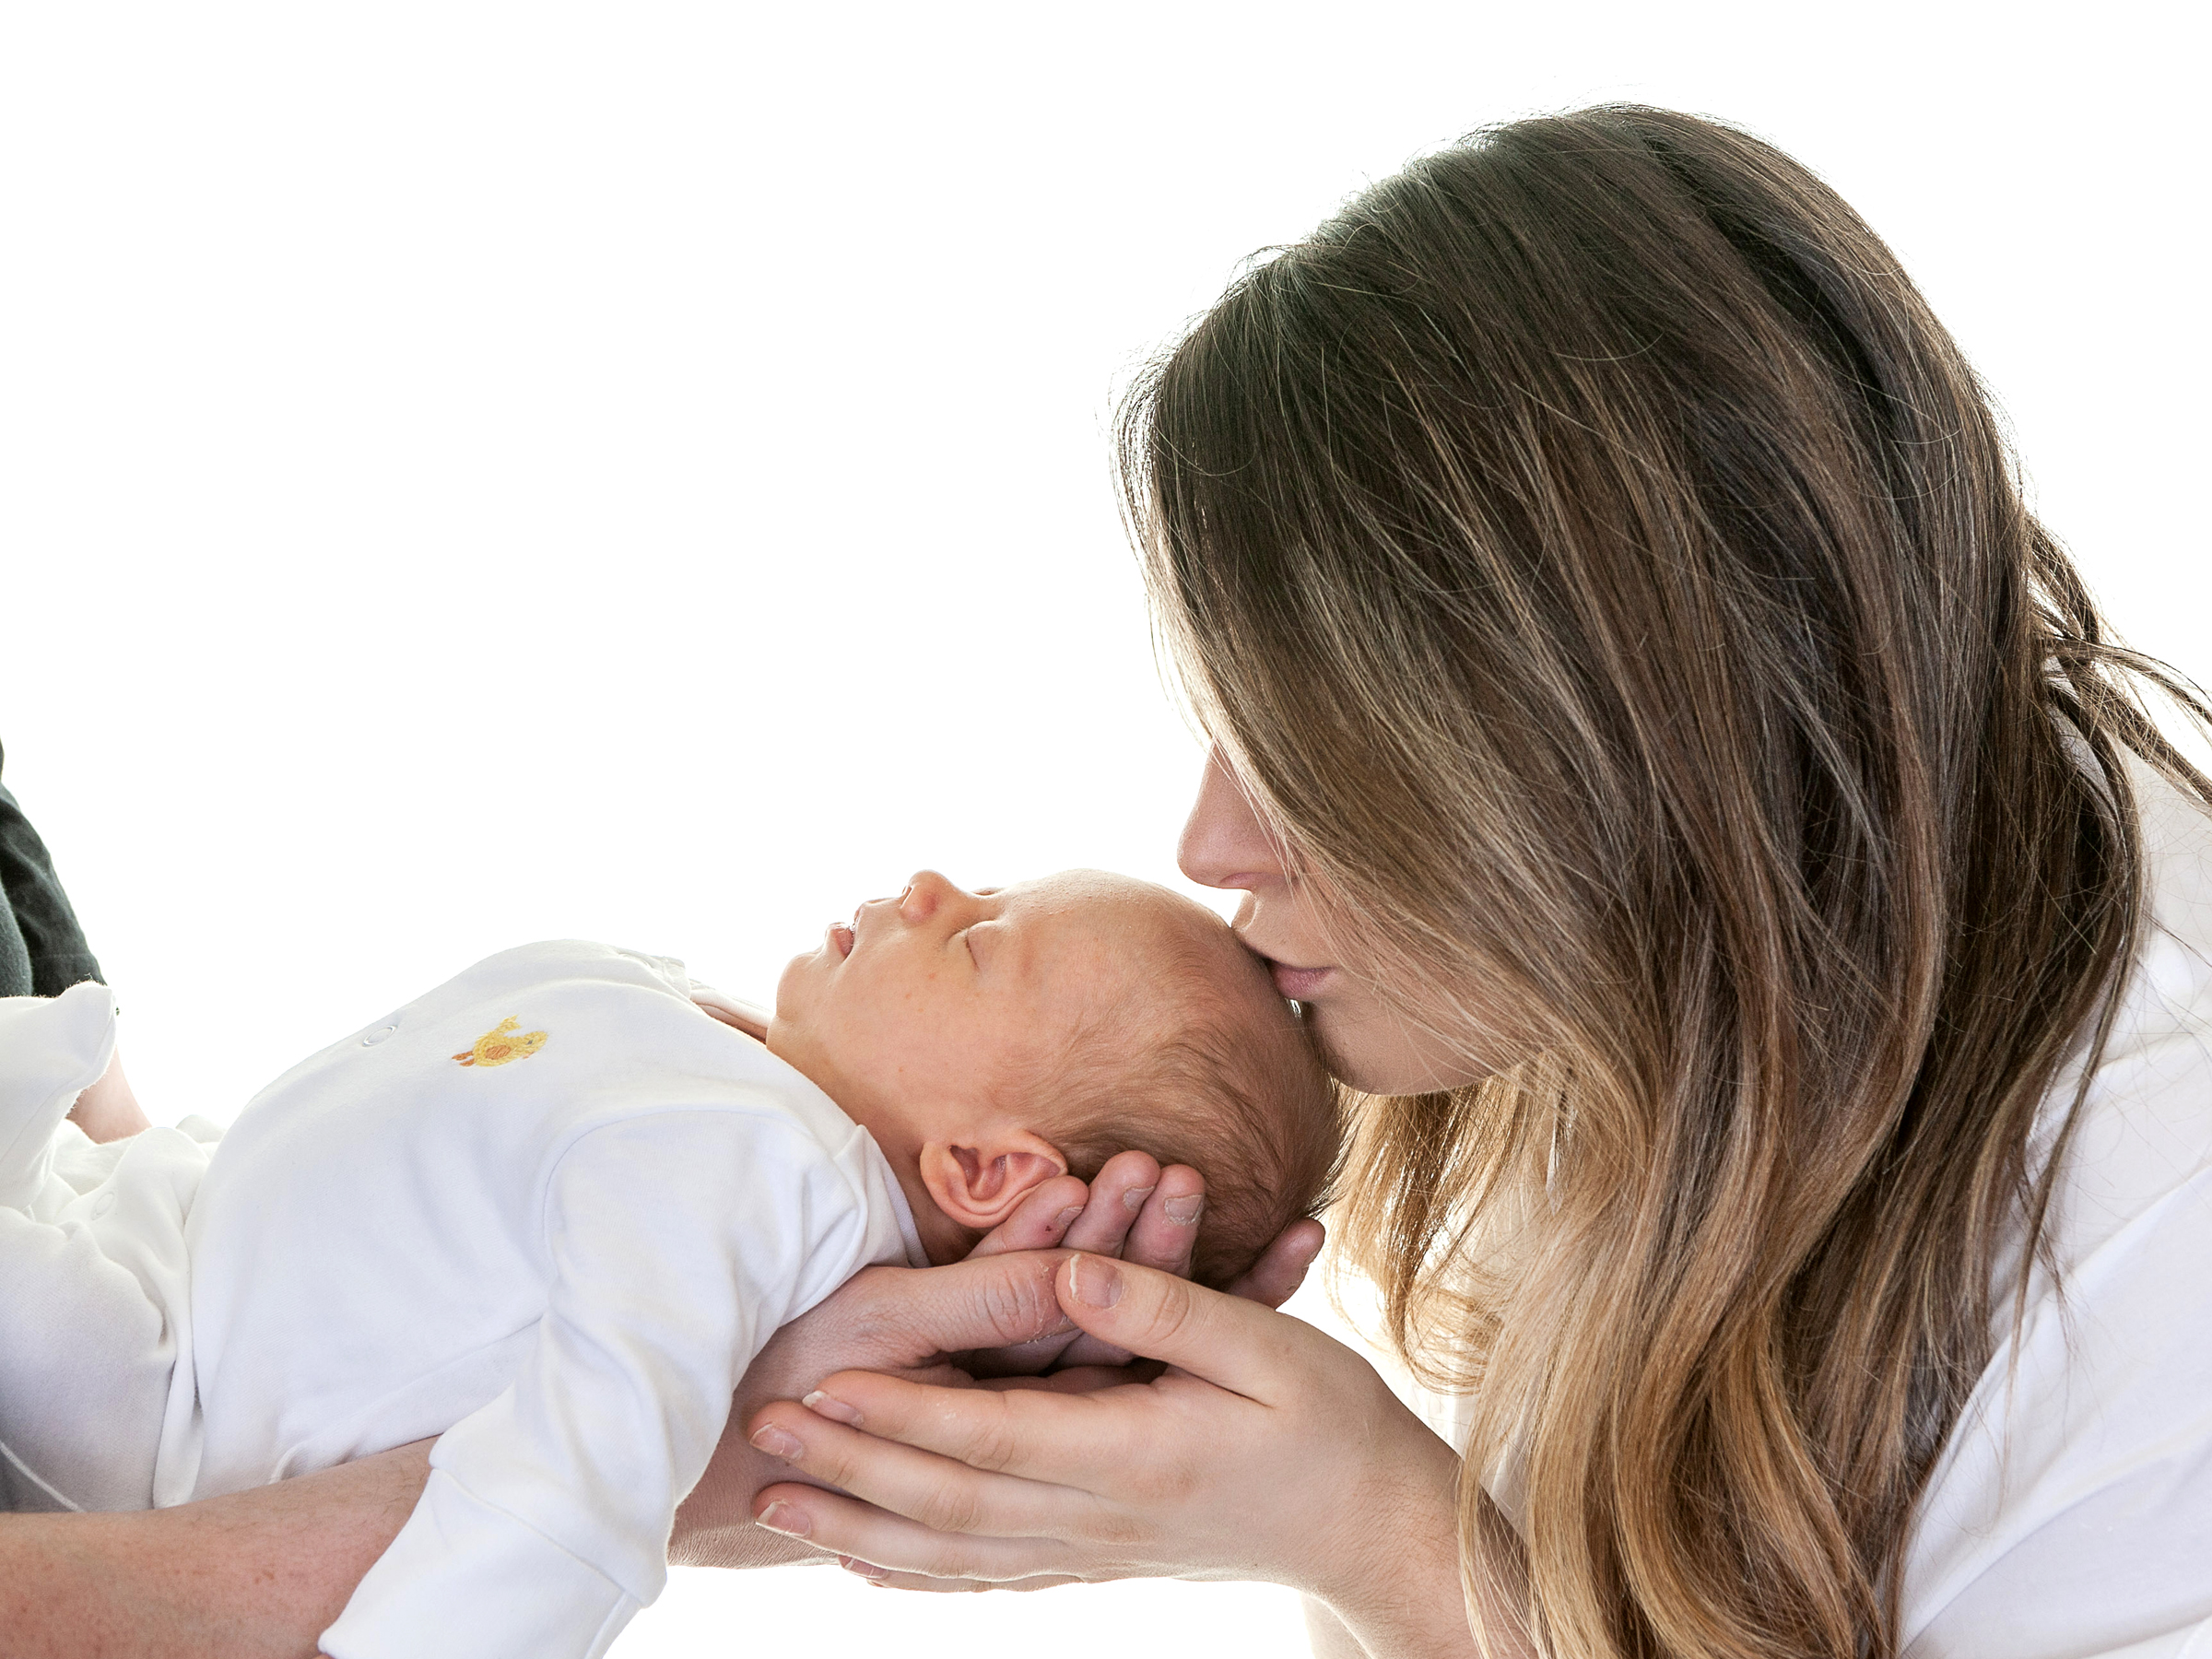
[1042,922,1344,1288]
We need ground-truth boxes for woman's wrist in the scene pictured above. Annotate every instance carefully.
[1302,1420,1485,1659]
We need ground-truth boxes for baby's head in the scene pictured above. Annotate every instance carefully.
[769,869,1341,1286]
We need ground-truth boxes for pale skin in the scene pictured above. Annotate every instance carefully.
[764,866,1274,1277]
[2,877,1316,1656]
[741,750,1535,1658]
[0,1133,1253,1657]
[67,1047,153,1145]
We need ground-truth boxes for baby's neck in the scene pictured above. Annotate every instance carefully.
[763,1025,987,1265]
[877,1140,978,1267]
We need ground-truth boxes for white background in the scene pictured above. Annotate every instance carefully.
[0,3,2202,1653]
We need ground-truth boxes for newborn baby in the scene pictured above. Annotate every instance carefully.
[0,869,1338,1659]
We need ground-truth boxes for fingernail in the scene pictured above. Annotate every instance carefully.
[840,1557,888,1581]
[1122,1183,1156,1213]
[1163,1193,1204,1225]
[802,1390,863,1427]
[1068,1253,1124,1309]
[1052,1205,1084,1232]
[749,1423,805,1460]
[756,1500,810,1538]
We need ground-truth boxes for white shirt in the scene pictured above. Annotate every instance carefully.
[0,940,925,1659]
[1394,759,2212,1657]
[1897,761,2212,1656]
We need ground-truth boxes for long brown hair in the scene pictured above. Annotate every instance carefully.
[1120,105,2209,1657]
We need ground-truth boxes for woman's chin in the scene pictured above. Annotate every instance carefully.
[1310,1002,1495,1096]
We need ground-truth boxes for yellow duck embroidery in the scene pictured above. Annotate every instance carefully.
[453,1017,548,1068]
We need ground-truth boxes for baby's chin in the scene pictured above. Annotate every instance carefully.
[765,957,825,1056]
[771,944,829,1012]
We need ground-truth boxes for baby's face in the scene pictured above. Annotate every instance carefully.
[768,868,1197,1135]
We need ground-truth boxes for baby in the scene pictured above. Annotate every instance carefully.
[0,869,1338,1659]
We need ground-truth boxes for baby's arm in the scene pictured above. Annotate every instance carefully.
[321,1109,867,1659]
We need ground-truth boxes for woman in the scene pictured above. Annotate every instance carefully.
[741,106,2212,1657]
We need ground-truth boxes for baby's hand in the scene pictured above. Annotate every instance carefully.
[68,1047,153,1144]
[961,1150,1206,1374]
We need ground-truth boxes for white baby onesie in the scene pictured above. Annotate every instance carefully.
[0,940,925,1659]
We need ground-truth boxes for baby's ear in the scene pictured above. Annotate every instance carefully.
[920,1130,1069,1231]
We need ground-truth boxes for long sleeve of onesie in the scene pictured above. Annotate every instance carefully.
[321,1107,885,1659]
[0,982,216,1514]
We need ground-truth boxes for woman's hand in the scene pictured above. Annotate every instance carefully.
[668,1148,1246,1567]
[671,1247,1079,1570]
[959,1148,1213,1372]
[743,1253,1489,1659]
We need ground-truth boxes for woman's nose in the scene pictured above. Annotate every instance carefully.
[1177,749,1284,892]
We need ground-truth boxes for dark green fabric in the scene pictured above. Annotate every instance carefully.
[0,743,102,999]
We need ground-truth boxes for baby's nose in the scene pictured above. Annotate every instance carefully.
[899,868,957,921]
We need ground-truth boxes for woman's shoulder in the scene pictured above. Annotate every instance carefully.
[2133,755,2212,1007]
[1899,754,2212,1655]
[2047,759,2212,1241]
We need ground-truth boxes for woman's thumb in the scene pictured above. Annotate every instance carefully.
[1055,1253,1277,1395]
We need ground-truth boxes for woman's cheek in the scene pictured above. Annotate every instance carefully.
[1311,987,1494,1096]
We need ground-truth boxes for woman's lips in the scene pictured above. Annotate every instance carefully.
[828,922,855,959]
[1269,960,1335,1001]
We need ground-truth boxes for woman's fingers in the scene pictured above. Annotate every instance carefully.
[1040,1335,1141,1371]
[960,1332,1081,1379]
[845,1562,1087,1594]
[770,1371,1176,1504]
[1121,1163,1206,1276]
[1047,1157,1206,1367]
[746,1409,1090,1547]
[949,1195,1098,1376]
[962,1174,1092,1259]
[755,1480,1071,1581]
[766,1253,1080,1381]
[957,1189,1091,1376]
[1222,1217,1326,1309]
[1059,1150,1161,1256]
[771,1267,1291,1481]
[978,1364,1147,1395]
[1055,1253,1302,1397]
[756,1381,1131,1497]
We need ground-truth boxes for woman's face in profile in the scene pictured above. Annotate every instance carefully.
[1177,749,1499,1095]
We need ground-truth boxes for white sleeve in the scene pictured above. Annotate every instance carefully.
[0,1120,209,1515]
[0,982,115,1215]
[0,1206,174,1512]
[1900,1078,2212,1656]
[320,1109,878,1659]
